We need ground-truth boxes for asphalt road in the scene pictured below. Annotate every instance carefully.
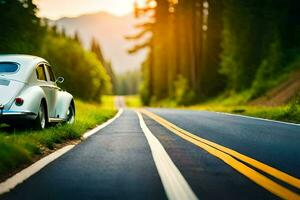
[2,107,300,200]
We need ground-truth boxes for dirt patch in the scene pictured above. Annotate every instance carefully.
[250,70,300,106]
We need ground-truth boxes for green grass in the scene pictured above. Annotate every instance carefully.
[125,95,143,108]
[187,93,300,124]
[188,104,300,124]
[0,97,116,179]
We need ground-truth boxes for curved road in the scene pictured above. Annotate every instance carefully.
[1,104,300,199]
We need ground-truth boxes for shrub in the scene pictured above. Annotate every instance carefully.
[174,76,196,106]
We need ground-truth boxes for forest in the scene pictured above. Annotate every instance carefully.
[1,0,300,106]
[128,0,300,105]
[0,0,112,102]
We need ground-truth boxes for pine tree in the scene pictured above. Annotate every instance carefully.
[73,31,82,45]
[0,0,44,54]
[90,38,116,93]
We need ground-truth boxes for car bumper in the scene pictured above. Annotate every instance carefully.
[0,110,37,121]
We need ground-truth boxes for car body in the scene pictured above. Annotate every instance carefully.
[0,54,75,129]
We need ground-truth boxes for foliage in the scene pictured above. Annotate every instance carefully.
[0,0,44,54]
[40,31,112,101]
[129,0,224,104]
[287,92,300,116]
[174,76,196,105]
[115,70,141,95]
[221,0,300,98]
[125,95,143,108]
[0,99,116,178]
[140,80,151,106]
[129,0,300,106]
[0,0,112,101]
[140,60,151,105]
[250,39,283,98]
[90,38,116,94]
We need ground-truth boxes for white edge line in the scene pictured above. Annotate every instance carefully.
[83,108,124,139]
[136,111,198,200]
[0,108,124,195]
[0,145,75,195]
[211,111,300,127]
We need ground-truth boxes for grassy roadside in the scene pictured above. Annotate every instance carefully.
[0,96,117,180]
[189,93,300,123]
[125,95,300,124]
[188,104,300,124]
[124,95,143,108]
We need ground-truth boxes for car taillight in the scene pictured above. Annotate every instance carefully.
[15,98,24,106]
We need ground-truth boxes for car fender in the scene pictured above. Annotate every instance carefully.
[55,91,74,119]
[9,85,46,115]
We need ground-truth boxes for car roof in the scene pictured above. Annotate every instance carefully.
[0,54,47,65]
[0,54,48,83]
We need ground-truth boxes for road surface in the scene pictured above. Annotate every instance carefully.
[1,104,300,199]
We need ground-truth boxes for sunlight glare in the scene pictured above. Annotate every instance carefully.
[135,0,147,8]
[149,1,157,9]
[34,0,136,20]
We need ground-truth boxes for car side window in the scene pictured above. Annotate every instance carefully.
[36,64,47,81]
[46,65,56,82]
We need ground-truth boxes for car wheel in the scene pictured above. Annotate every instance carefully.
[34,103,47,130]
[66,104,75,124]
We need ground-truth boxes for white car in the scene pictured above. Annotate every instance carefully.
[0,55,75,129]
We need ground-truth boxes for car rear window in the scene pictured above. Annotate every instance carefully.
[0,62,19,73]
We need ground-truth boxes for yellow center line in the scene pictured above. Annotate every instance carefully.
[139,109,300,200]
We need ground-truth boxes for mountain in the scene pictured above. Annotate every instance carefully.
[54,12,147,74]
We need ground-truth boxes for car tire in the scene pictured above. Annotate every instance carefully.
[66,104,75,124]
[33,103,47,130]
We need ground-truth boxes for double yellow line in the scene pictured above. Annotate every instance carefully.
[139,109,300,200]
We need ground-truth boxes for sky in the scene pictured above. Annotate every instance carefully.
[34,0,148,74]
[34,0,136,20]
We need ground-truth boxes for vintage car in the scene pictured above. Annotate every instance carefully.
[0,55,75,129]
